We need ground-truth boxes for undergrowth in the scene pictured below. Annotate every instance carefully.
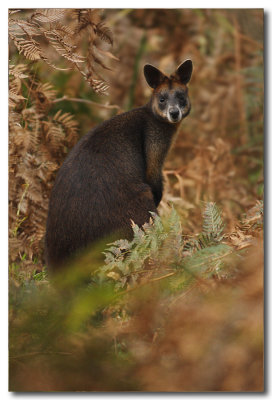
[96,201,262,292]
[9,201,263,391]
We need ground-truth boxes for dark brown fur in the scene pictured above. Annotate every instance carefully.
[45,60,193,270]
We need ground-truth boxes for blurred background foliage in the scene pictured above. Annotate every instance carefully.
[9,9,263,392]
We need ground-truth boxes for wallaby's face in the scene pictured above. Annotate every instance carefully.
[144,60,193,124]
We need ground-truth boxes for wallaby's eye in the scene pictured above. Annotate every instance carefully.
[159,97,165,103]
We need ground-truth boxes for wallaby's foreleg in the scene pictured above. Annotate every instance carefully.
[146,171,163,207]
[145,142,165,207]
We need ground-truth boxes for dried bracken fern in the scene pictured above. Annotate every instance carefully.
[31,9,67,23]
[228,200,263,250]
[9,67,78,265]
[9,8,116,94]
[43,29,85,64]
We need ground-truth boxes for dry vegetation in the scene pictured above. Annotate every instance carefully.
[9,9,263,392]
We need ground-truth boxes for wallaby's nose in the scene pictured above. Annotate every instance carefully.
[169,108,180,120]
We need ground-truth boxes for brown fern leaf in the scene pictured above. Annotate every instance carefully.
[33,82,57,114]
[9,83,26,108]
[45,123,66,153]
[10,128,25,149]
[28,223,46,253]
[36,161,58,182]
[44,30,85,63]
[46,121,64,141]
[71,9,88,22]
[9,67,25,107]
[25,184,44,204]
[23,199,47,256]
[74,15,92,34]
[10,34,42,60]
[18,231,34,259]
[9,120,23,154]
[71,9,82,21]
[24,152,40,168]
[10,124,31,151]
[53,110,79,139]
[9,19,41,37]
[228,228,253,250]
[9,9,21,16]
[31,9,66,23]
[26,125,41,152]
[86,76,109,95]
[31,203,48,223]
[72,9,101,34]
[9,237,26,262]
[41,56,72,72]
[9,108,21,125]
[95,22,113,45]
[89,9,103,26]
[36,82,57,101]
[29,135,41,154]
[15,167,31,184]
[9,64,28,79]
[44,29,76,50]
[39,144,55,164]
[9,73,22,94]
[53,22,75,38]
[9,91,26,107]
[21,107,41,130]
[240,200,263,234]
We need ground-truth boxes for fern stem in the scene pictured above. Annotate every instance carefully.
[118,271,176,296]
[123,268,173,277]
[149,272,176,282]
[169,282,199,307]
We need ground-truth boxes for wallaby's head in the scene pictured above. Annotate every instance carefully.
[144,60,193,124]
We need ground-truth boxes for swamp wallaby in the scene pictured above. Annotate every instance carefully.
[45,60,193,270]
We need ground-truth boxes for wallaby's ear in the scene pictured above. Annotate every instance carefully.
[174,59,193,85]
[144,64,166,89]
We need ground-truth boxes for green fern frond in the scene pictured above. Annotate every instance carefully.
[168,243,235,296]
[97,209,183,290]
[182,243,232,277]
[168,270,194,293]
[96,204,233,292]
[201,202,225,244]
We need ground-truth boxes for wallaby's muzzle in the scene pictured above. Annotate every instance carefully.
[168,107,182,123]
